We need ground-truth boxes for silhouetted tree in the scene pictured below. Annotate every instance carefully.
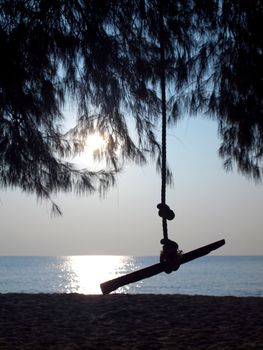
[0,0,262,212]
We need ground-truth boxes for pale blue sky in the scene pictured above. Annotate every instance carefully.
[1,116,263,256]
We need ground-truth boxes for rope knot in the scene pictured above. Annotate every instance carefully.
[160,239,182,273]
[157,203,175,221]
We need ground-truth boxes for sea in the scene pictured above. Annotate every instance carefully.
[0,256,262,297]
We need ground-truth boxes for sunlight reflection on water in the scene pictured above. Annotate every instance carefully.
[63,256,137,294]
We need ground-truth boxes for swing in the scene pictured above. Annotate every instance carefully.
[100,5,225,295]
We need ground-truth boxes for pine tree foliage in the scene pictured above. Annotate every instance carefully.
[213,1,263,180]
[0,0,262,212]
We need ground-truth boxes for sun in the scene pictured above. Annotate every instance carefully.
[86,132,106,154]
[71,131,107,170]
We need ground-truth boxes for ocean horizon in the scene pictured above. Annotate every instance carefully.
[0,255,262,297]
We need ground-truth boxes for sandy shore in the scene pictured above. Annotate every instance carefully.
[0,293,262,349]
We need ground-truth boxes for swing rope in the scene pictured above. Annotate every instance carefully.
[160,17,168,243]
[158,2,175,245]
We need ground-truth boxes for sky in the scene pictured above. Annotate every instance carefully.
[1,115,263,256]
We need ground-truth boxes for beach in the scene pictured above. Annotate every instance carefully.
[0,293,262,349]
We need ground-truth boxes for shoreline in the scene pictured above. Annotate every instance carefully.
[0,293,262,349]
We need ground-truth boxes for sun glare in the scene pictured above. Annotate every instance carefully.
[66,255,127,294]
[86,132,106,154]
[72,131,107,170]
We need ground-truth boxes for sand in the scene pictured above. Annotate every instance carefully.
[0,293,262,349]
